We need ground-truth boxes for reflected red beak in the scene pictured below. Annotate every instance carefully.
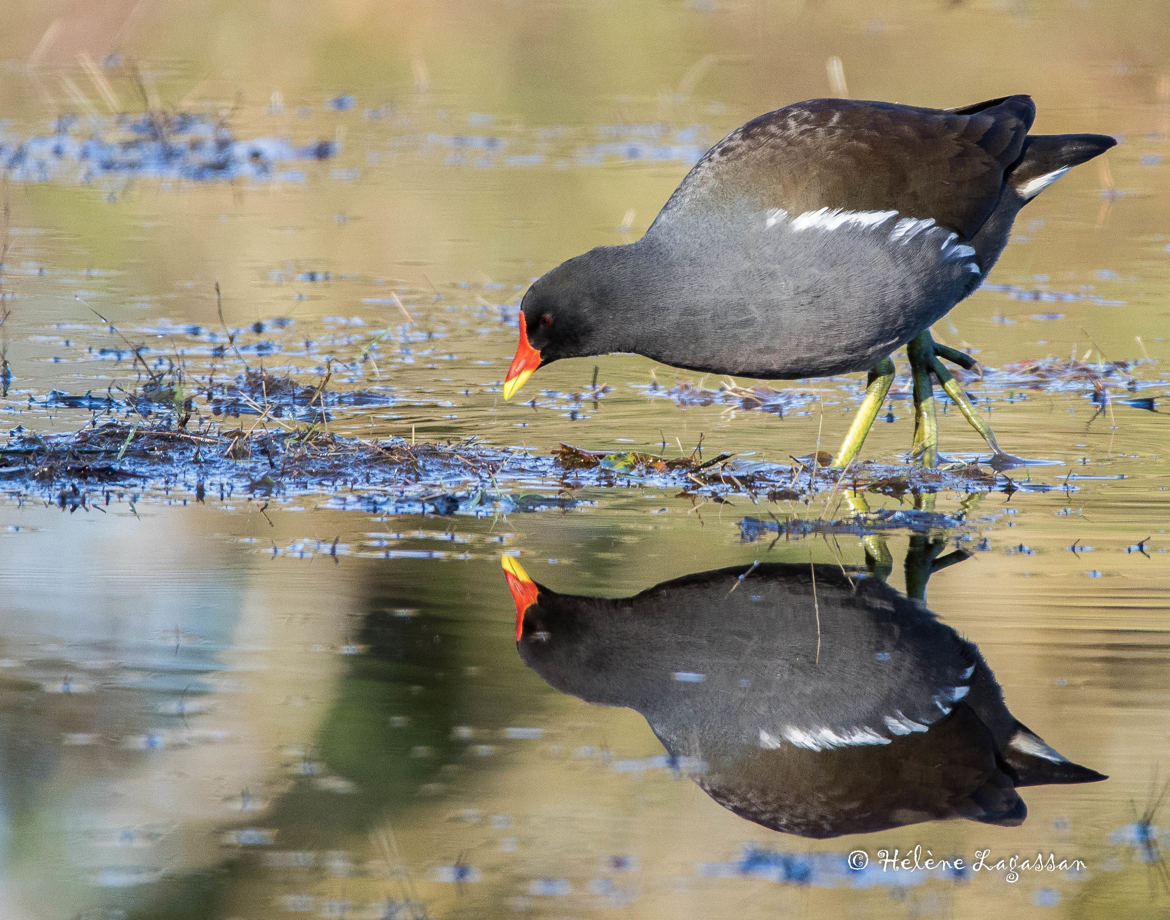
[502,309,542,400]
[501,556,539,640]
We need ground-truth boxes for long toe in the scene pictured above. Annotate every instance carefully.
[927,354,1029,465]
[933,341,981,374]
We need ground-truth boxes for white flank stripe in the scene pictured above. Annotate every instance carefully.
[790,207,898,233]
[883,710,930,736]
[758,729,783,749]
[890,216,936,242]
[780,723,891,751]
[1018,166,1070,200]
[770,208,983,277]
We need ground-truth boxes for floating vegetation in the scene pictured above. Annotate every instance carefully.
[1,111,337,184]
[553,442,1009,501]
[1,77,715,190]
[940,352,1166,426]
[975,354,1141,392]
[0,404,1022,513]
[635,378,817,415]
[205,368,388,420]
[697,843,961,889]
[554,442,728,475]
[0,418,577,517]
[515,371,613,420]
[738,506,973,542]
[0,286,1151,514]
[422,121,708,170]
[982,280,1127,308]
[631,353,1161,422]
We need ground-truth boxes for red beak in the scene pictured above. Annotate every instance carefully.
[502,309,542,400]
[501,556,539,640]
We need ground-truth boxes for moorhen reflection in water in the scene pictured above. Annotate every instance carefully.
[502,548,1104,838]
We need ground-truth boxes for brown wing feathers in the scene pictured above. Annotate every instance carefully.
[658,96,1039,241]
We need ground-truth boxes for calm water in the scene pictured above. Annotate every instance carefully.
[1,1,1169,918]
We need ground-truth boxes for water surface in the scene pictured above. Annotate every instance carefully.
[1,1,1168,918]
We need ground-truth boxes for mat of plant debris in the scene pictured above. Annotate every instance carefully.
[0,399,1058,519]
[1,309,1111,515]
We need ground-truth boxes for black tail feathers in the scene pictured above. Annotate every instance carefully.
[950,93,1037,130]
[1011,133,1117,200]
[1002,722,1108,787]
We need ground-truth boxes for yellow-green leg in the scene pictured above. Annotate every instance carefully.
[831,357,895,467]
[930,356,1000,451]
[833,334,1015,467]
[841,491,893,577]
[929,352,1022,465]
[908,333,939,466]
[933,341,978,372]
[929,335,1021,466]
[908,331,1019,466]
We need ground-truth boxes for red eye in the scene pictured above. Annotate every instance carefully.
[540,313,553,328]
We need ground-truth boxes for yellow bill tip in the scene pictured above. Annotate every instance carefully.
[501,367,535,401]
[501,555,532,582]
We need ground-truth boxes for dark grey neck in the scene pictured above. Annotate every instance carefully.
[551,240,663,357]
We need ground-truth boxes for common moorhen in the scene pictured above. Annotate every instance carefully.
[502,554,1105,837]
[503,95,1115,465]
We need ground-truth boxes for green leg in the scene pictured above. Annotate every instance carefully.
[913,490,936,514]
[840,482,893,577]
[930,340,1022,465]
[929,356,1004,455]
[831,357,895,468]
[865,537,894,583]
[907,333,939,466]
[906,497,973,602]
[862,524,894,582]
[933,341,979,372]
